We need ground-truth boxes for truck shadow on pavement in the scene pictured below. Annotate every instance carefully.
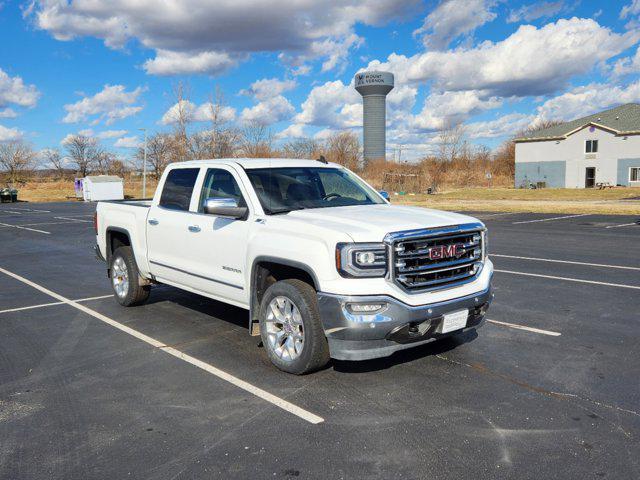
[142,286,478,374]
[331,330,478,374]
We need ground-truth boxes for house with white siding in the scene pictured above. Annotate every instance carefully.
[514,103,640,189]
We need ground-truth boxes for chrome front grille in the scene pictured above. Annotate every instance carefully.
[387,223,484,292]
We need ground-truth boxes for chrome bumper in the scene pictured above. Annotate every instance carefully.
[317,286,493,361]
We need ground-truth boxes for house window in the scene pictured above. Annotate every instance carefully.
[630,167,640,182]
[585,140,598,153]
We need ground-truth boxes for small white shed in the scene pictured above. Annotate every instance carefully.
[82,175,124,201]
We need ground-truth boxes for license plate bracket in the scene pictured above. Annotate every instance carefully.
[440,309,469,334]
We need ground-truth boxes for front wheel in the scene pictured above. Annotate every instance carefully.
[259,279,330,375]
[110,246,150,307]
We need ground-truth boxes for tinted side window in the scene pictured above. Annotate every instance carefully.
[199,168,246,212]
[159,168,200,211]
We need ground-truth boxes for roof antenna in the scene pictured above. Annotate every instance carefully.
[317,155,328,164]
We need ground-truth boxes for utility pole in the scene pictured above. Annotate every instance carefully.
[139,128,148,198]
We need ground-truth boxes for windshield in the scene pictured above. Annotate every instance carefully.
[245,167,385,214]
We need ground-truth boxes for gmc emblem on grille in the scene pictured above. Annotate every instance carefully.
[428,244,465,260]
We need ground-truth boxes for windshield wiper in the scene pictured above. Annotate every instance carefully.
[268,206,307,215]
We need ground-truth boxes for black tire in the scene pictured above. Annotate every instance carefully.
[259,279,330,375]
[110,246,150,307]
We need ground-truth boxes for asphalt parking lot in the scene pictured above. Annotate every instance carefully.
[1,202,639,479]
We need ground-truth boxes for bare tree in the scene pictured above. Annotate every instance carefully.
[136,132,173,179]
[94,149,115,175]
[64,135,99,177]
[241,122,274,158]
[521,118,564,137]
[0,140,36,184]
[42,148,66,179]
[282,138,321,159]
[203,87,240,158]
[170,81,193,161]
[108,157,127,177]
[437,122,466,163]
[325,131,361,170]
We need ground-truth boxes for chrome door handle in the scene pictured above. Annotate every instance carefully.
[188,225,201,233]
[148,218,159,226]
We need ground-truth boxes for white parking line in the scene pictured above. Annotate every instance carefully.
[9,220,91,227]
[606,222,639,229]
[0,222,50,234]
[0,294,113,314]
[0,208,50,213]
[54,216,92,223]
[52,214,94,217]
[475,212,520,218]
[495,269,640,290]
[487,319,561,336]
[512,214,589,225]
[0,266,324,425]
[491,254,640,272]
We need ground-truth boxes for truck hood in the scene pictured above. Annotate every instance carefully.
[285,204,482,242]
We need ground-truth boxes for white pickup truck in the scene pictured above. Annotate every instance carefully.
[95,158,493,374]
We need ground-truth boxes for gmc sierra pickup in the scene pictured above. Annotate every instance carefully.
[95,158,493,374]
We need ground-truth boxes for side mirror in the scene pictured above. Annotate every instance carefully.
[203,197,248,220]
[379,190,390,201]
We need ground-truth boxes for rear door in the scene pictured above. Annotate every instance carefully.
[147,167,201,285]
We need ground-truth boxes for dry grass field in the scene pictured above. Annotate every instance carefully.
[393,187,640,215]
[10,179,640,215]
[14,179,159,203]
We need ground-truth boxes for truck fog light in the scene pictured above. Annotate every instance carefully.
[346,302,387,314]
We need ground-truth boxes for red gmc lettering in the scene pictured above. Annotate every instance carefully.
[429,244,464,260]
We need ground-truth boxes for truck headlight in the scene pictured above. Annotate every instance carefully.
[336,243,387,278]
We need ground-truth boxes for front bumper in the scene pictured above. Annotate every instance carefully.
[317,286,493,361]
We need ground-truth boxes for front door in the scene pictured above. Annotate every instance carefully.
[178,167,251,306]
[585,167,596,188]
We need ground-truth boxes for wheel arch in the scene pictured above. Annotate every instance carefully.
[105,226,132,264]
[249,256,320,335]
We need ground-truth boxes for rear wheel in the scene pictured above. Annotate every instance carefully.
[259,279,329,375]
[110,246,150,306]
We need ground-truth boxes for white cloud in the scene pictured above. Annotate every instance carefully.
[465,113,535,139]
[240,96,294,126]
[508,1,566,23]
[28,0,419,76]
[241,78,297,101]
[621,1,640,19]
[413,0,497,50]
[114,136,141,149]
[411,90,502,132]
[281,33,364,73]
[143,50,241,76]
[294,80,361,128]
[0,108,18,119]
[98,130,128,139]
[160,100,236,125]
[373,18,639,97]
[0,124,23,142]
[194,103,236,123]
[612,46,640,76]
[63,85,145,125]
[0,68,40,108]
[276,124,307,139]
[536,80,640,121]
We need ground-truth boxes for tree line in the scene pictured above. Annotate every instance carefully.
[0,84,560,190]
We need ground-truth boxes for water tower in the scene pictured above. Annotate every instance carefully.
[354,71,394,162]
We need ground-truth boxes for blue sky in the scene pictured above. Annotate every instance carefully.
[1,0,640,161]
